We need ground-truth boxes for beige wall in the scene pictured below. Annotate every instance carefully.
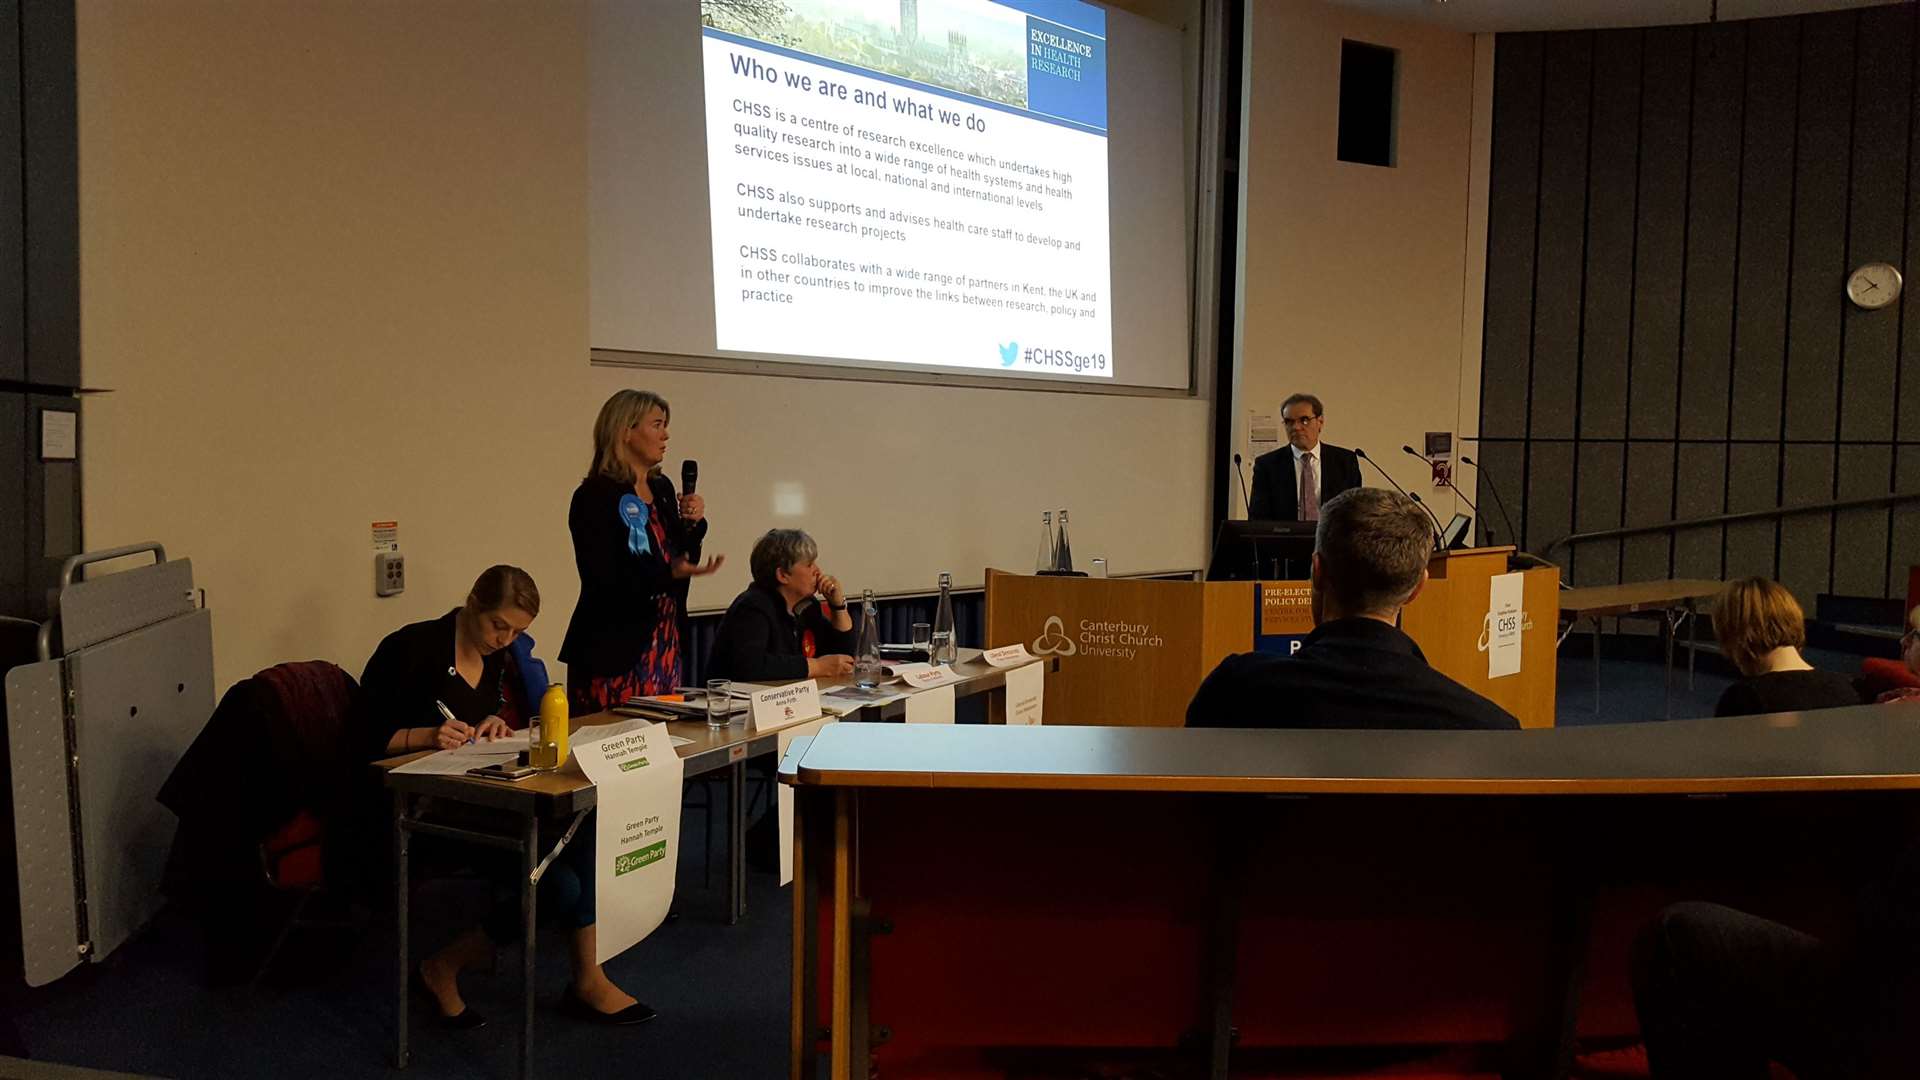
[1236,0,1490,515]
[76,1,1211,694]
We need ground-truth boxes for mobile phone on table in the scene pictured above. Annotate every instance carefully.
[469,762,540,782]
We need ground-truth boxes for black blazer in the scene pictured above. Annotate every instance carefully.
[359,609,506,759]
[1186,616,1519,731]
[1248,443,1362,521]
[559,472,708,680]
[706,582,857,683]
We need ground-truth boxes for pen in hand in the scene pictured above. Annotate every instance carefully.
[434,699,474,747]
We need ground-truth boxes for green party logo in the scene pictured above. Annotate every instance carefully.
[614,840,667,876]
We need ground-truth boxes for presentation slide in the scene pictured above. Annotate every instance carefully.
[700,0,1114,379]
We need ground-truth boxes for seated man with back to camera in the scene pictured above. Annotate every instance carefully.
[706,528,856,683]
[1186,487,1518,730]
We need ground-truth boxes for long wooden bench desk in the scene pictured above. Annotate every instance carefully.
[780,706,1920,1079]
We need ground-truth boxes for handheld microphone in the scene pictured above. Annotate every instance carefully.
[1355,448,1445,550]
[681,459,698,497]
[1232,453,1253,517]
[1404,445,1488,544]
[1459,455,1519,552]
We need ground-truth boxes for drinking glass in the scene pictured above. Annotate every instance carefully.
[911,621,932,660]
[706,678,733,729]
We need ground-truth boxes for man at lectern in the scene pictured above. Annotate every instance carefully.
[1186,488,1517,730]
[1247,393,1362,522]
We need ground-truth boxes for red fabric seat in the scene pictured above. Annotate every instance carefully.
[1858,657,1920,700]
[259,809,325,891]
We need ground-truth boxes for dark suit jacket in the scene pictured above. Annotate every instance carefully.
[559,472,708,679]
[1248,443,1362,521]
[1185,616,1519,730]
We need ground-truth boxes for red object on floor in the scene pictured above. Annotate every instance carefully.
[1573,1043,1648,1078]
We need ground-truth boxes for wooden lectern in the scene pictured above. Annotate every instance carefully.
[984,548,1558,728]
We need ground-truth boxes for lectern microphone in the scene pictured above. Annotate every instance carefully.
[1355,448,1445,550]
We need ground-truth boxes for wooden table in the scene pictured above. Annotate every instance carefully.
[1558,579,1722,717]
[379,712,774,1080]
[781,707,1920,1079]
[379,652,1049,1080]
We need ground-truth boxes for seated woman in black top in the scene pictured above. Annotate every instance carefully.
[1712,577,1866,718]
[707,528,857,682]
[363,566,650,1029]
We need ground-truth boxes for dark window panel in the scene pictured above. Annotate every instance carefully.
[1623,442,1679,581]
[1525,442,1576,554]
[1579,30,1642,441]
[21,0,77,389]
[1728,17,1798,441]
[1677,22,1745,441]
[1573,441,1625,585]
[1782,12,1856,442]
[1837,4,1911,443]
[1481,34,1546,441]
[1891,447,1920,598]
[1472,440,1528,550]
[1630,27,1695,439]
[1779,443,1837,603]
[1724,442,1781,580]
[1674,443,1728,579]
[1833,445,1894,597]
[1529,32,1595,441]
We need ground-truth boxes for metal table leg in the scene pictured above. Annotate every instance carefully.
[728,760,746,924]
[395,791,410,1069]
[521,813,538,1080]
[1662,608,1678,720]
[1687,598,1699,690]
[1591,616,1603,715]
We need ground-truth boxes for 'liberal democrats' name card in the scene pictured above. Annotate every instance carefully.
[751,680,822,732]
[980,643,1036,668]
[897,664,966,691]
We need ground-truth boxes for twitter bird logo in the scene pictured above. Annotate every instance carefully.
[998,341,1019,366]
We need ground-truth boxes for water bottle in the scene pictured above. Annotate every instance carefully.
[853,589,883,688]
[931,571,957,665]
[1054,509,1074,573]
[535,683,569,768]
[1035,510,1056,573]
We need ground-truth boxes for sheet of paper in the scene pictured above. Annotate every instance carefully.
[980,643,1037,669]
[775,715,835,886]
[1487,571,1524,680]
[904,684,956,725]
[1249,412,1280,448]
[1004,661,1044,725]
[819,686,910,716]
[751,680,823,732]
[389,737,526,776]
[669,735,693,748]
[571,719,685,963]
[881,661,930,678]
[40,410,77,461]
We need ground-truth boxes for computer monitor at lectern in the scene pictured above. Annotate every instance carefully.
[1206,520,1318,581]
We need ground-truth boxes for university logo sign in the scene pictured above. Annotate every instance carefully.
[1032,614,1078,657]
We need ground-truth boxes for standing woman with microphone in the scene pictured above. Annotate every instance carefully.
[562,389,724,714]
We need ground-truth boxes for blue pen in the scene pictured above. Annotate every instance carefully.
[434,699,471,746]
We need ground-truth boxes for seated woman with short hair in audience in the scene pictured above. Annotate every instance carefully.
[1712,577,1866,718]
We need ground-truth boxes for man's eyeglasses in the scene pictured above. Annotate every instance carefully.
[1281,415,1323,427]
